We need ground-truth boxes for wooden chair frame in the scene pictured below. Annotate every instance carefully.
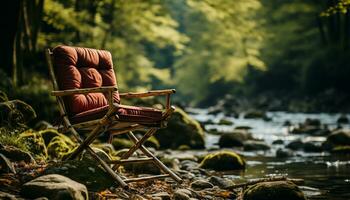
[45,48,182,189]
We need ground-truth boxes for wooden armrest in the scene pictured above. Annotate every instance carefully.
[51,86,118,96]
[119,89,176,98]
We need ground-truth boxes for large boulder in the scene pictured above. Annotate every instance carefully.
[43,160,115,191]
[199,150,245,171]
[243,181,306,200]
[155,107,205,149]
[218,130,254,148]
[21,174,88,200]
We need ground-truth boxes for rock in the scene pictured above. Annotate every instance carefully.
[111,138,133,150]
[180,160,198,171]
[0,191,17,200]
[218,130,253,148]
[124,161,161,175]
[242,181,306,200]
[144,136,160,149]
[46,131,76,160]
[331,146,350,154]
[326,130,350,146]
[291,118,323,135]
[234,126,252,130]
[218,118,233,125]
[244,110,267,119]
[81,147,111,163]
[243,140,270,151]
[173,189,192,200]
[191,180,214,190]
[155,107,205,149]
[304,118,321,126]
[209,176,231,188]
[272,139,284,145]
[303,142,323,152]
[0,153,16,174]
[152,192,171,200]
[34,121,53,131]
[0,145,35,163]
[283,120,292,126]
[286,140,304,150]
[337,114,349,124]
[21,174,88,200]
[0,100,36,128]
[276,148,293,158]
[43,160,115,191]
[199,150,245,171]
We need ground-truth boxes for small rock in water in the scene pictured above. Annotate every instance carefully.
[276,148,293,158]
[303,142,323,152]
[199,150,245,171]
[218,118,233,125]
[218,130,254,148]
[243,140,270,151]
[337,114,349,124]
[190,179,214,190]
[272,139,284,145]
[286,140,304,150]
[242,181,306,200]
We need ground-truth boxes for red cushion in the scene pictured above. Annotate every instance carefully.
[70,105,163,124]
[53,45,120,114]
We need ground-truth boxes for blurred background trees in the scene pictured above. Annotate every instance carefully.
[1,0,349,120]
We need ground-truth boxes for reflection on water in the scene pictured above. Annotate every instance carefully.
[188,108,350,200]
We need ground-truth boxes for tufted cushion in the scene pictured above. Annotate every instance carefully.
[53,45,120,115]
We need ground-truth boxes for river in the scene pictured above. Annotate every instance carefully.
[187,108,350,200]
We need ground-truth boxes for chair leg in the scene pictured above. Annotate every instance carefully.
[127,132,183,183]
[111,128,157,170]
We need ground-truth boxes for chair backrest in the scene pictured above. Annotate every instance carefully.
[49,45,120,115]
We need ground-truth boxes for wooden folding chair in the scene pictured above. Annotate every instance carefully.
[45,45,182,189]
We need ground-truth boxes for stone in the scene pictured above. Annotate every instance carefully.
[0,100,36,127]
[337,114,349,124]
[209,176,231,189]
[19,130,47,158]
[234,126,252,130]
[199,150,245,171]
[46,132,76,160]
[242,181,306,200]
[173,189,192,200]
[155,107,205,149]
[111,138,133,150]
[0,145,35,163]
[21,174,88,200]
[152,192,171,200]
[0,153,16,174]
[43,160,115,191]
[276,148,293,158]
[218,118,233,125]
[243,140,270,151]
[326,130,350,146]
[218,130,254,148]
[191,179,214,190]
[0,191,17,200]
[303,142,323,152]
[81,147,111,163]
[286,140,304,150]
[244,110,267,119]
[272,139,284,145]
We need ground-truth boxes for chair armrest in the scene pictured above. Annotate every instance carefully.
[51,86,118,96]
[119,89,176,98]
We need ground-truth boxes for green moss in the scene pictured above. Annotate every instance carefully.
[145,136,160,149]
[19,130,47,158]
[112,138,133,150]
[199,150,245,171]
[243,181,306,200]
[331,145,350,154]
[0,91,8,102]
[155,107,205,149]
[0,128,29,152]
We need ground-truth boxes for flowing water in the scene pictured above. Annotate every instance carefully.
[187,108,350,200]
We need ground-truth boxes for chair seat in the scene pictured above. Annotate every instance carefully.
[70,104,163,124]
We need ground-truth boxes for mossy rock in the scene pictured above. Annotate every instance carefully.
[46,135,76,160]
[0,100,36,128]
[326,130,350,146]
[199,150,245,171]
[331,146,350,154]
[111,138,133,150]
[155,107,205,149]
[243,140,270,151]
[243,181,306,200]
[244,110,267,119]
[19,130,47,158]
[0,145,35,163]
[218,118,233,125]
[38,129,62,146]
[43,160,115,191]
[218,130,253,148]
